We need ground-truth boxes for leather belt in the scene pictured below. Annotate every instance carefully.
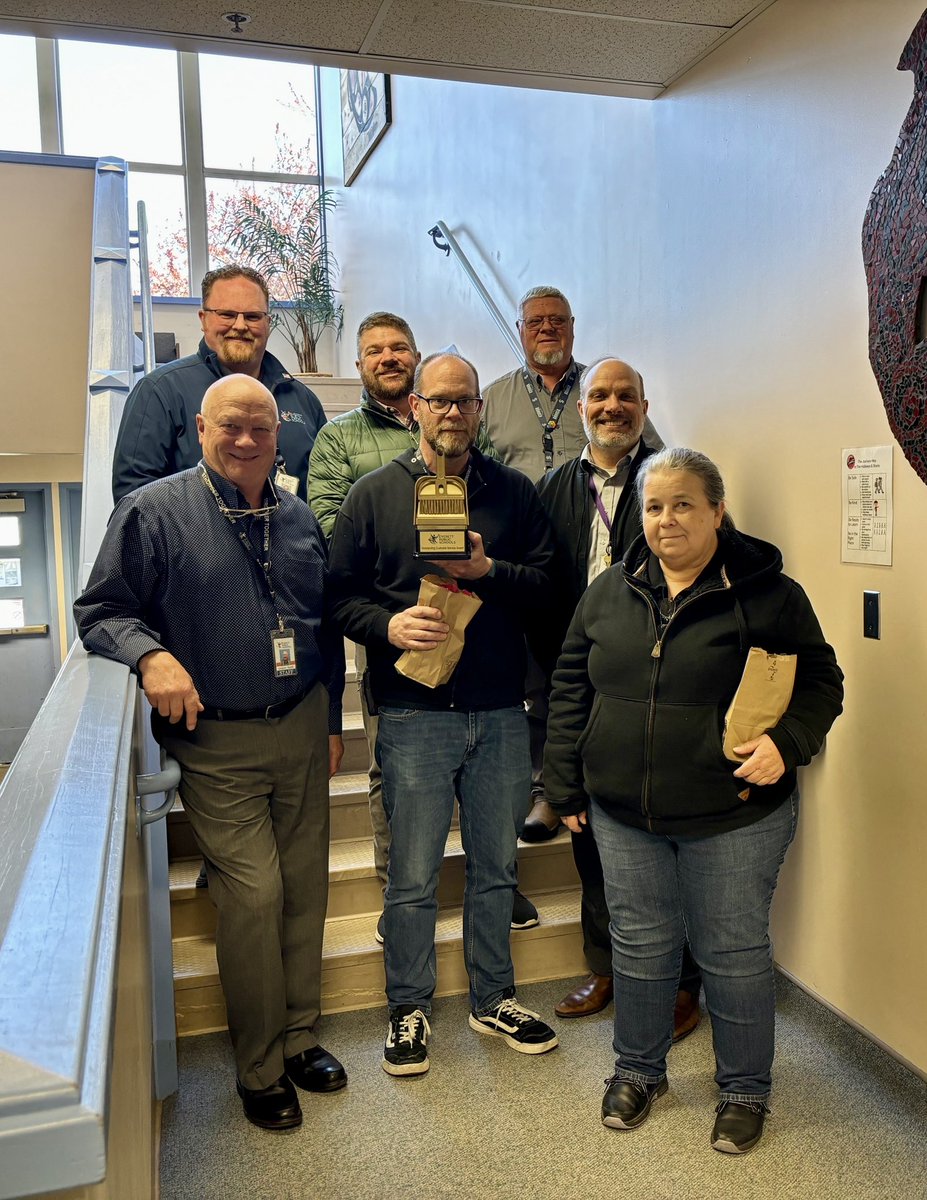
[199,689,308,722]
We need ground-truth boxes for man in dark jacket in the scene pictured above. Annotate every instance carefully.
[328,352,559,1077]
[112,265,327,503]
[308,313,535,933]
[536,357,701,1037]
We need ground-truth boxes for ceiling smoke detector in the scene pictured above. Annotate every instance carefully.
[222,12,252,34]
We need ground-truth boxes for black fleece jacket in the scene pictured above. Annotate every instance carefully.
[328,447,556,710]
[544,528,844,837]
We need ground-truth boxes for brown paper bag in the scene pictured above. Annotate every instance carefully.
[723,648,797,761]
[394,574,483,688]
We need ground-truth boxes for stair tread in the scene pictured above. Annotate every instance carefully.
[329,770,369,797]
[172,885,582,985]
[169,825,573,892]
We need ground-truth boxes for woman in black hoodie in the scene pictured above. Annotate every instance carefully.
[544,447,843,1154]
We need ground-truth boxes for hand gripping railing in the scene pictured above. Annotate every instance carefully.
[428,220,522,360]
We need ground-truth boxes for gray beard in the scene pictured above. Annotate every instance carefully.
[532,348,565,367]
[584,419,640,455]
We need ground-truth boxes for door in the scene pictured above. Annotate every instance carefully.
[0,488,59,761]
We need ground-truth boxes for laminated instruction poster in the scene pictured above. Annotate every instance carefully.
[841,445,893,565]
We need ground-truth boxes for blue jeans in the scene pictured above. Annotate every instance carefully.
[377,705,530,1015]
[590,794,799,1102]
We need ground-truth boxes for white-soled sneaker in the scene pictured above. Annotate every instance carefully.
[382,1008,431,1076]
[469,996,559,1054]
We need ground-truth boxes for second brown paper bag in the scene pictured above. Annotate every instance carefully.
[395,574,483,688]
[722,647,797,761]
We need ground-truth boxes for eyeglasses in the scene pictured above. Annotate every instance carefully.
[202,308,269,324]
[412,393,484,415]
[518,314,570,331]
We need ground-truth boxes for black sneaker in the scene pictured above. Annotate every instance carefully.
[511,889,539,930]
[374,912,385,945]
[711,1099,769,1154]
[382,1008,431,1076]
[602,1075,668,1129]
[469,996,559,1054]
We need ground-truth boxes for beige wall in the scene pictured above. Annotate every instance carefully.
[0,162,93,455]
[323,0,927,1074]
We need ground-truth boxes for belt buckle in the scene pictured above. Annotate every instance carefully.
[264,702,275,719]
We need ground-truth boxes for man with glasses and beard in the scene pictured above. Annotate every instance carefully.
[113,264,327,504]
[327,353,559,1077]
[307,316,538,932]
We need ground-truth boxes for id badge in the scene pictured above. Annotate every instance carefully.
[275,468,299,495]
[271,627,297,676]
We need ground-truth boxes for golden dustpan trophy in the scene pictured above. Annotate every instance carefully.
[413,448,471,559]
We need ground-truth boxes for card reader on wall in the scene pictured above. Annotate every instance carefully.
[863,591,880,639]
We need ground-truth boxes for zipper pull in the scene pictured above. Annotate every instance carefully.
[651,640,662,658]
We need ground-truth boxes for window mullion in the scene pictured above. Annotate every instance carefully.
[178,50,207,296]
[35,38,62,155]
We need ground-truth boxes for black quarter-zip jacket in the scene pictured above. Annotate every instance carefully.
[544,528,844,837]
[328,447,556,711]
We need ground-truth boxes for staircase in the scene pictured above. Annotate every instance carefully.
[167,656,585,1036]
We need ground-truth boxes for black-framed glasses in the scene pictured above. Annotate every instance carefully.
[518,314,570,331]
[412,393,484,415]
[202,307,269,324]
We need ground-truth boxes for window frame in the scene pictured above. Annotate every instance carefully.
[28,36,323,297]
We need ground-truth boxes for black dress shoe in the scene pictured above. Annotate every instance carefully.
[285,1045,348,1093]
[711,1099,769,1154]
[601,1075,668,1130]
[236,1075,302,1130]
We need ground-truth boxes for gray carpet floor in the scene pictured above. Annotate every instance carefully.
[160,975,927,1200]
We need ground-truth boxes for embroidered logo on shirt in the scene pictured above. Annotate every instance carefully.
[279,411,305,424]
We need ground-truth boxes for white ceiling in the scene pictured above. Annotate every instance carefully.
[0,0,777,99]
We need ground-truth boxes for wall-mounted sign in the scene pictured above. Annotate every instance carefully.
[340,71,391,186]
[841,445,893,565]
[0,558,22,587]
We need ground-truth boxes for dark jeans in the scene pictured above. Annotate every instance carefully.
[591,793,799,1101]
[572,823,702,992]
[377,705,531,1014]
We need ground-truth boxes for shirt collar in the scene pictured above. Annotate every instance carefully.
[199,459,275,510]
[362,388,417,430]
[580,439,641,479]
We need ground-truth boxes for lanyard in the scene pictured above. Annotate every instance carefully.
[199,467,287,633]
[521,363,578,471]
[587,471,615,535]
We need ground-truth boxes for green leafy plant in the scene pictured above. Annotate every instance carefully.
[228,186,344,373]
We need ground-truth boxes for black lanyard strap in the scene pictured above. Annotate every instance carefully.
[521,363,578,471]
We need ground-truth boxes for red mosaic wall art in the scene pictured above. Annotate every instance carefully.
[863,9,927,484]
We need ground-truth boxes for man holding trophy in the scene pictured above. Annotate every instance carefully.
[328,352,559,1077]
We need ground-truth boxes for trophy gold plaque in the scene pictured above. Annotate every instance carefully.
[413,449,471,559]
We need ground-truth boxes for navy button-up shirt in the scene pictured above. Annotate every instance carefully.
[75,462,343,729]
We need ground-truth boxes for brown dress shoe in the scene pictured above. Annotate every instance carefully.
[555,972,614,1017]
[672,988,701,1042]
[521,797,563,843]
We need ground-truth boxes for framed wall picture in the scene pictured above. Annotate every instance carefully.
[340,70,392,186]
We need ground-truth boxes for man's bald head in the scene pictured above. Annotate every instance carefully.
[201,373,278,420]
[196,374,280,506]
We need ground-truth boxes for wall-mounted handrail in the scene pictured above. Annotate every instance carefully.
[134,199,156,377]
[428,221,522,361]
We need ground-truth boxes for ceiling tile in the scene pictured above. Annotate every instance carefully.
[374,0,722,84]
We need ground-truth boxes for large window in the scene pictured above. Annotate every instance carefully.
[0,34,321,298]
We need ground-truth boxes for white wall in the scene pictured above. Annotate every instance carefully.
[320,0,927,1075]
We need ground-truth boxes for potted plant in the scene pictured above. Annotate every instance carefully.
[228,186,344,374]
